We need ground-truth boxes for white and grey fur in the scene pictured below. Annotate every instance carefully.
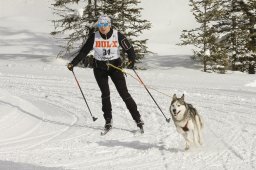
[169,94,203,150]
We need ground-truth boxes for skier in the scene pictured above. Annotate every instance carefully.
[67,14,144,133]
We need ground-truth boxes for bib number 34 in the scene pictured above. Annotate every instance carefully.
[103,49,111,56]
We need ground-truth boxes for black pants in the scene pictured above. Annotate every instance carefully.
[93,66,141,123]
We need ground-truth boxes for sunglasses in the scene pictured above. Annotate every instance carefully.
[97,22,109,28]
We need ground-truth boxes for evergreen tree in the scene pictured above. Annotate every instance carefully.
[238,0,256,52]
[51,0,151,66]
[213,0,255,72]
[180,0,255,73]
[237,0,256,73]
[100,0,151,63]
[179,0,226,72]
[51,0,99,59]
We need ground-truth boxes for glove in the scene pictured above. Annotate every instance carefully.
[127,60,135,69]
[67,63,74,71]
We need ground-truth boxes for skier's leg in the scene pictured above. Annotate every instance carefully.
[93,68,112,121]
[110,70,142,123]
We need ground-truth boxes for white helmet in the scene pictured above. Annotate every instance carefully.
[97,14,111,27]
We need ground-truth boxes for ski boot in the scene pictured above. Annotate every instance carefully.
[101,119,112,136]
[136,119,144,134]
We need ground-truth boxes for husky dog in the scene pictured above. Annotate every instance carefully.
[169,94,203,150]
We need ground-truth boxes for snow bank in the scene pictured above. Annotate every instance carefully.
[245,80,256,87]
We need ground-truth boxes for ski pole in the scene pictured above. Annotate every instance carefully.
[132,69,170,123]
[71,70,98,122]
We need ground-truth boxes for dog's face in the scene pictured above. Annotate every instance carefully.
[170,94,187,120]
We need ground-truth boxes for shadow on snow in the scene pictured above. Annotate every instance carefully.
[0,26,60,57]
[97,140,183,153]
[0,160,66,170]
[142,54,201,70]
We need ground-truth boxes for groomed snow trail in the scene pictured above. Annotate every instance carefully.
[0,56,255,170]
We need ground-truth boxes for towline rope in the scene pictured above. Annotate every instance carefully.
[106,63,171,98]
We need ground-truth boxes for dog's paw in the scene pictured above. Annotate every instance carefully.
[185,144,190,150]
[197,137,203,145]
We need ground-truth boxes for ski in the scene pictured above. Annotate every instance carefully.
[137,123,144,134]
[132,127,144,135]
[100,128,112,136]
[100,127,144,136]
[136,127,144,134]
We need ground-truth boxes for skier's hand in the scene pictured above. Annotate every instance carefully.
[127,60,135,69]
[67,63,74,71]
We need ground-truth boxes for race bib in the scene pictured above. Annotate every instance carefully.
[93,30,120,61]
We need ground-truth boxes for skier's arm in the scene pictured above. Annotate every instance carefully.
[70,33,95,67]
[118,32,136,68]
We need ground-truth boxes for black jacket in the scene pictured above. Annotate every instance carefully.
[71,28,136,66]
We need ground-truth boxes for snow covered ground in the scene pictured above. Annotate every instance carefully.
[1,0,256,169]
[1,54,256,170]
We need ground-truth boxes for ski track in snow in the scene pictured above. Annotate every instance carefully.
[0,59,256,170]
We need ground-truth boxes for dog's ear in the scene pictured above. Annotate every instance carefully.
[181,94,185,101]
[173,94,177,100]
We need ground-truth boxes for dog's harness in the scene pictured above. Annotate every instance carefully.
[175,105,190,132]
[182,121,189,132]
